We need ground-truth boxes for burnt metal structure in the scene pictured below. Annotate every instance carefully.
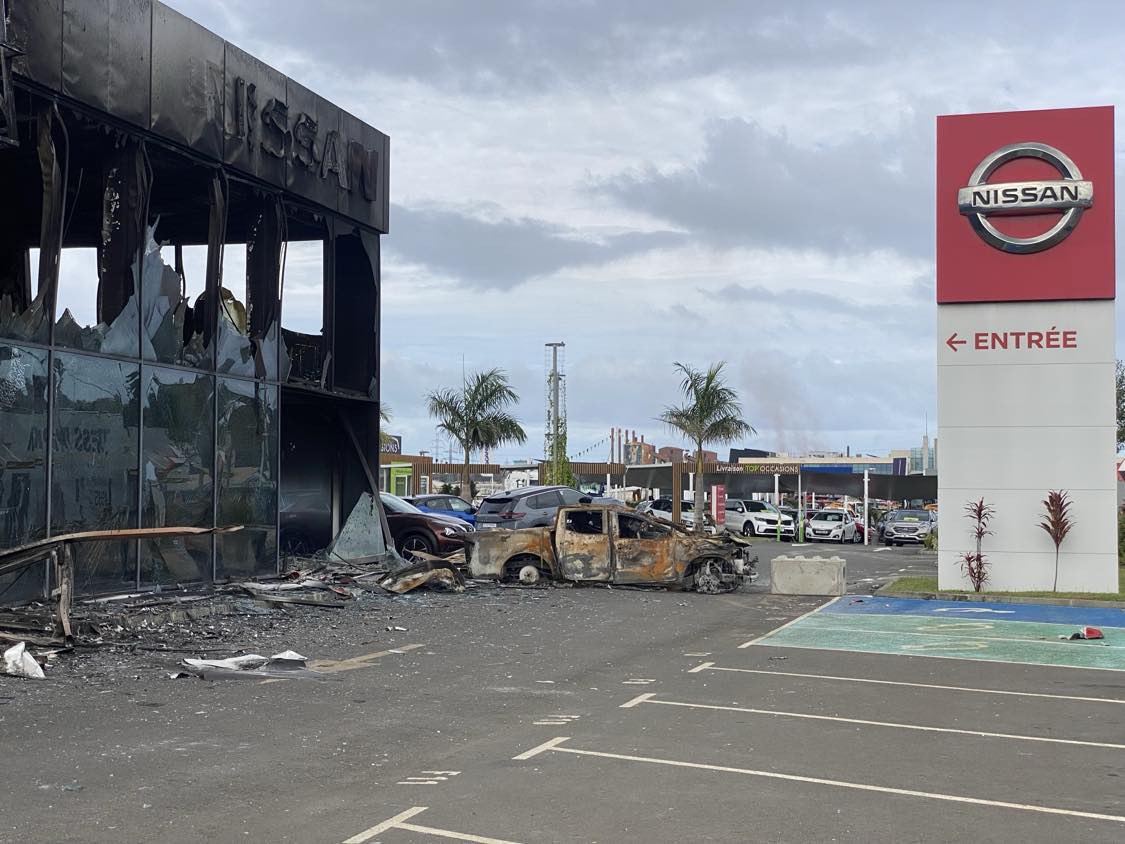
[0,1,390,601]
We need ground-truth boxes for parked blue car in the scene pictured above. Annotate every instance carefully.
[405,494,477,525]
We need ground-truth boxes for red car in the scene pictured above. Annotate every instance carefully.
[380,493,474,559]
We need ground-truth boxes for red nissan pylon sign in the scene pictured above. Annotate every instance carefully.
[936,105,1117,595]
[936,106,1115,303]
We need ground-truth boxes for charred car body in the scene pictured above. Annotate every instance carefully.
[466,504,756,593]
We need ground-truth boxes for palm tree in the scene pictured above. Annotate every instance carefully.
[379,404,394,450]
[659,362,754,532]
[427,368,527,497]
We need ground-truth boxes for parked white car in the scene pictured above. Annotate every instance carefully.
[724,499,795,539]
[636,498,718,533]
[807,510,860,543]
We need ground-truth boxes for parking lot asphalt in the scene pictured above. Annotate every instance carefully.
[5,545,1123,843]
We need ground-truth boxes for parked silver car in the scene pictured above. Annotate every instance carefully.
[475,485,586,530]
[883,509,937,546]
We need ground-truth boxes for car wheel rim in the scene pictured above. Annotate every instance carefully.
[695,560,723,594]
[402,536,429,559]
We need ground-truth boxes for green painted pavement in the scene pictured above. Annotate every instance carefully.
[757,612,1125,671]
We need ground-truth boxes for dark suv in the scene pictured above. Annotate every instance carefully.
[475,485,585,530]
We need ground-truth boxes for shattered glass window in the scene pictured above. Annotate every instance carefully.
[51,352,140,594]
[564,510,604,535]
[140,236,213,369]
[217,187,282,381]
[617,513,669,540]
[54,139,148,357]
[0,344,49,602]
[54,246,142,355]
[0,247,50,345]
[281,209,329,387]
[141,147,225,370]
[0,103,58,346]
[332,227,377,397]
[216,378,278,578]
[215,242,254,377]
[140,366,215,586]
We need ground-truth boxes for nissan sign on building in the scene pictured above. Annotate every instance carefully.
[936,106,1117,592]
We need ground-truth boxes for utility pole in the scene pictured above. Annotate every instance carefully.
[545,341,565,484]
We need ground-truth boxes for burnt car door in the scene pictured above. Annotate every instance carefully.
[554,507,612,581]
[612,512,678,584]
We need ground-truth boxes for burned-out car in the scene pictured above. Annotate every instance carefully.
[466,505,757,593]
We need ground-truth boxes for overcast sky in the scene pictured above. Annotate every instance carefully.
[172,0,1125,462]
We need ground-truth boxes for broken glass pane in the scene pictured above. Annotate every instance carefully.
[327,492,389,563]
[0,248,49,344]
[282,227,328,387]
[140,366,215,585]
[55,145,147,356]
[141,233,212,369]
[215,242,255,377]
[53,244,144,356]
[216,378,278,577]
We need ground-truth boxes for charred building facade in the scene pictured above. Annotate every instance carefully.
[0,1,389,599]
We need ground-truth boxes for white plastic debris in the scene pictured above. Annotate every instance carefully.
[3,642,46,680]
[181,651,309,673]
[183,653,270,672]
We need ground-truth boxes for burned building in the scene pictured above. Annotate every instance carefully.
[0,1,389,599]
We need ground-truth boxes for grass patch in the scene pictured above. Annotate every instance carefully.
[884,569,1125,602]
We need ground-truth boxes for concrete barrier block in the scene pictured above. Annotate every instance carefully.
[770,555,846,596]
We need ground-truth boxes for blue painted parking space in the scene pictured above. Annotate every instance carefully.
[754,597,1125,671]
[824,596,1125,628]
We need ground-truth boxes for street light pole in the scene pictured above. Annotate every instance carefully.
[863,468,870,547]
[797,472,804,543]
[774,473,781,542]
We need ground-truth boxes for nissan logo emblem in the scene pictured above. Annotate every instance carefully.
[957,142,1093,254]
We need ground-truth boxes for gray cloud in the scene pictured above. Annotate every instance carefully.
[599,117,933,255]
[385,203,685,289]
[176,1,886,94]
[166,0,1125,457]
[715,283,869,317]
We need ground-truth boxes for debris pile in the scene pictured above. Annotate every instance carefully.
[1058,626,1105,641]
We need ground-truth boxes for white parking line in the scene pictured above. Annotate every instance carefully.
[620,692,656,708]
[621,694,1125,750]
[738,599,836,648]
[514,738,1125,825]
[343,807,427,842]
[512,736,571,760]
[690,664,1125,704]
[343,806,524,844]
[745,640,1125,672]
